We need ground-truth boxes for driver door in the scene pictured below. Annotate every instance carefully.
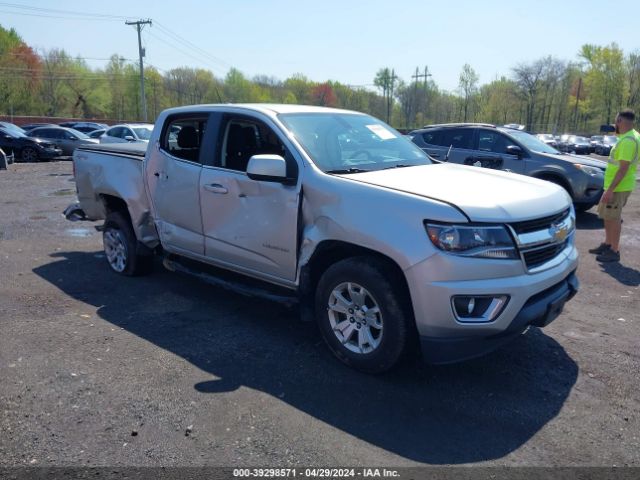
[469,129,525,174]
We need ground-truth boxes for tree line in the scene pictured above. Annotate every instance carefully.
[2,23,638,134]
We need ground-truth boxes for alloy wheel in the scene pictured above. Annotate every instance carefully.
[327,282,383,354]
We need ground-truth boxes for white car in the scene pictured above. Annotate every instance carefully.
[100,124,153,144]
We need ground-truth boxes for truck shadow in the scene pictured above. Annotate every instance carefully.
[34,251,578,464]
[575,211,603,230]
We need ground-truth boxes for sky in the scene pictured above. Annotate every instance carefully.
[0,0,636,92]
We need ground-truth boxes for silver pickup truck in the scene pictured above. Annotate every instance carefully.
[66,104,579,373]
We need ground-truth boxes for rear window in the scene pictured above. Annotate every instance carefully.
[436,128,473,149]
[161,116,208,163]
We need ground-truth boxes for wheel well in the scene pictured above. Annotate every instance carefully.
[100,194,131,220]
[300,240,415,320]
[535,173,574,198]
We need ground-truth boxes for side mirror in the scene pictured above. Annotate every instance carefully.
[506,145,523,158]
[124,136,135,142]
[246,154,290,183]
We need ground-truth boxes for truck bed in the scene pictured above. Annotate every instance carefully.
[76,142,148,159]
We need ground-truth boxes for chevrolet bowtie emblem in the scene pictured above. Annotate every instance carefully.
[549,222,569,242]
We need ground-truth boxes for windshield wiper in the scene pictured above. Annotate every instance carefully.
[325,167,370,174]
[381,164,413,170]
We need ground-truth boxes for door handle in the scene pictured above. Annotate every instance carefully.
[204,183,228,194]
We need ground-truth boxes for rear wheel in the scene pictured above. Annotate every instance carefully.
[21,147,38,162]
[315,257,413,373]
[103,211,153,276]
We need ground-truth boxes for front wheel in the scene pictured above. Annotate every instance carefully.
[103,211,153,276]
[21,147,38,162]
[315,257,413,373]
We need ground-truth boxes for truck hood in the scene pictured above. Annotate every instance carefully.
[340,163,570,222]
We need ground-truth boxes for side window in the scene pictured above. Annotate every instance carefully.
[107,127,122,138]
[219,117,291,174]
[421,131,440,145]
[478,131,511,154]
[63,131,76,140]
[124,129,135,139]
[49,129,64,139]
[160,116,207,163]
[437,128,473,149]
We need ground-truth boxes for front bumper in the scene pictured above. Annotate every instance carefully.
[404,242,579,364]
[37,147,63,159]
[418,271,578,364]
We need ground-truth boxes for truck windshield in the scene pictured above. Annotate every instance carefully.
[278,113,431,173]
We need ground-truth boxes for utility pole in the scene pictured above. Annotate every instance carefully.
[573,76,582,132]
[411,66,432,126]
[125,19,152,122]
[386,69,397,124]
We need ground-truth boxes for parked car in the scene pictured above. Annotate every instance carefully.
[100,124,153,144]
[65,104,579,373]
[562,135,591,155]
[536,133,558,148]
[0,126,62,162]
[589,135,604,153]
[71,122,109,133]
[58,122,78,128]
[0,121,26,134]
[88,129,106,139]
[594,135,617,156]
[410,123,605,212]
[27,126,99,156]
[20,123,57,132]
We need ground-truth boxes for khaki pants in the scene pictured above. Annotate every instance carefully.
[597,191,631,220]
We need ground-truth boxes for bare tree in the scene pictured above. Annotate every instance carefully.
[458,64,479,122]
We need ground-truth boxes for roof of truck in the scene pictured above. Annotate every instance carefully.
[161,103,360,117]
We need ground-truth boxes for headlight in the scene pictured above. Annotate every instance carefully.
[425,223,518,259]
[573,164,603,176]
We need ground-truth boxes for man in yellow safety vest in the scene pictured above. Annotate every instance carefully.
[589,109,639,262]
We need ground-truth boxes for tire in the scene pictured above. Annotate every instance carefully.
[575,203,594,213]
[103,211,153,276]
[21,147,38,162]
[315,257,413,373]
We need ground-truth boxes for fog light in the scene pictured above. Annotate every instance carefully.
[451,295,509,323]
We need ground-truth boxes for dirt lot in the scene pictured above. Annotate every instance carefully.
[0,161,638,468]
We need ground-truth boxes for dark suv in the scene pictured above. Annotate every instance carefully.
[410,123,605,212]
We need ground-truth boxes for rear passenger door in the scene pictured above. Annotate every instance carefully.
[471,129,525,174]
[145,114,209,255]
[419,128,475,164]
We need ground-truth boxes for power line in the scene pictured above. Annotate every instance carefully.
[145,30,226,75]
[0,2,130,20]
[2,51,135,62]
[153,21,231,69]
[0,3,231,74]
[0,8,123,21]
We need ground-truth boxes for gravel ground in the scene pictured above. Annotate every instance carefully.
[0,161,638,468]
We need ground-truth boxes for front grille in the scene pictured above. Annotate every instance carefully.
[510,208,570,234]
[522,241,568,269]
